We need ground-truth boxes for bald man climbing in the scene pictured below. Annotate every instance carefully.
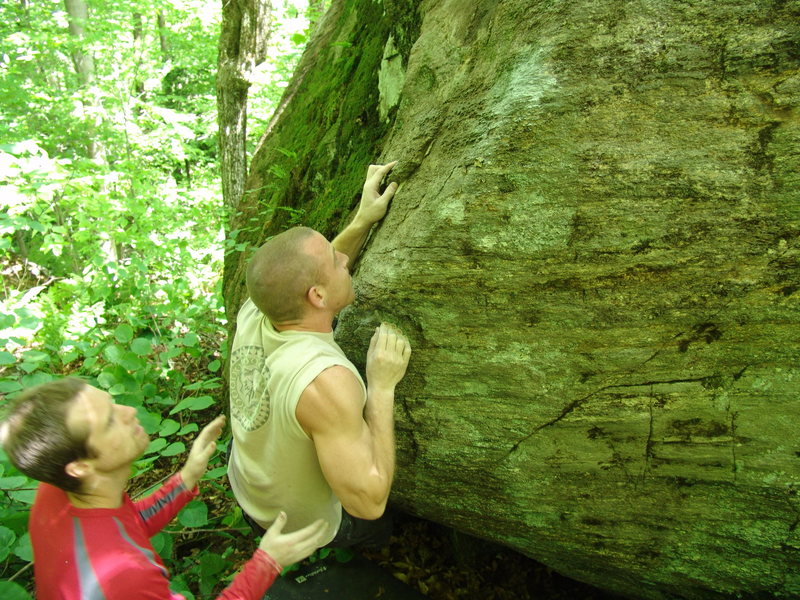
[227,161,411,549]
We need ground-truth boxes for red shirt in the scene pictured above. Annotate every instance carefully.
[30,474,280,599]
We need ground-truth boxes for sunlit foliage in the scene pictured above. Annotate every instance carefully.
[0,1,321,597]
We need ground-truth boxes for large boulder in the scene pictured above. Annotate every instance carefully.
[224,1,800,597]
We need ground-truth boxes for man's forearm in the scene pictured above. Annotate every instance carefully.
[332,216,375,264]
[179,465,202,491]
[363,387,396,506]
[334,160,399,262]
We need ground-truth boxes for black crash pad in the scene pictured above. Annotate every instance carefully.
[264,553,428,599]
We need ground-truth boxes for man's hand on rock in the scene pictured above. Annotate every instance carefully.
[355,161,399,226]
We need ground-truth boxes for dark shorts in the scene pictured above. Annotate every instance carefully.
[325,508,393,549]
[241,506,393,550]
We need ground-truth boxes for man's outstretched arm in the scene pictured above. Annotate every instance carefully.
[296,323,411,519]
[135,415,226,536]
[333,161,399,263]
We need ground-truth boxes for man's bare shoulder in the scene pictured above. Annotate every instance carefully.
[297,366,364,434]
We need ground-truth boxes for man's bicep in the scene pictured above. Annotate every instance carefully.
[296,368,372,502]
[296,366,364,436]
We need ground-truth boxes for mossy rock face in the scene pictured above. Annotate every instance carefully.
[226,1,800,598]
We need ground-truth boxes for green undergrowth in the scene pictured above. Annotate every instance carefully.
[0,0,328,596]
[0,141,241,600]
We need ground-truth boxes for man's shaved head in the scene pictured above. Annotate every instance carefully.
[246,227,324,323]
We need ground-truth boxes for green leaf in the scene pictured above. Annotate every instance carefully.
[203,466,227,480]
[161,347,183,360]
[60,350,80,365]
[97,370,117,389]
[18,316,40,330]
[151,531,173,559]
[199,552,227,594]
[0,527,16,560]
[133,456,158,476]
[222,506,243,528]
[9,489,37,504]
[120,351,144,371]
[21,372,52,387]
[185,378,221,391]
[170,575,195,600]
[177,424,199,436]
[169,395,215,415]
[23,350,50,363]
[131,337,152,356]
[103,344,125,365]
[0,351,16,365]
[178,500,208,527]
[0,581,33,600]
[114,394,141,411]
[151,395,174,406]
[333,547,355,563]
[137,410,162,434]
[145,438,168,455]
[208,359,221,372]
[161,442,186,457]
[159,419,181,437]
[0,379,23,393]
[200,552,227,577]
[13,531,32,561]
[83,344,101,358]
[114,324,134,343]
[0,476,29,489]
[180,333,199,347]
[0,511,29,535]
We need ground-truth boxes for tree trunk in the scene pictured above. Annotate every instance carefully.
[224,1,800,598]
[216,0,273,216]
[63,0,104,163]
[17,0,30,26]
[63,0,94,86]
[132,12,145,99]
[306,0,329,33]
[157,11,170,63]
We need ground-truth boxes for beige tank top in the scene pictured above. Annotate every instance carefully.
[227,299,366,542]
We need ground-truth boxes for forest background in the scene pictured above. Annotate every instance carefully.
[0,1,326,598]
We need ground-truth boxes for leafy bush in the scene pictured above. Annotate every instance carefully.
[0,0,321,596]
[0,140,231,597]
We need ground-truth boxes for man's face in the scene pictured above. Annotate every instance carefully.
[307,232,355,312]
[67,385,150,474]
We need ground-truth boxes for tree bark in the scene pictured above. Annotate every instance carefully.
[132,12,145,98]
[63,0,104,163]
[63,0,94,86]
[224,1,800,598]
[216,0,273,217]
[157,11,170,63]
[17,0,30,26]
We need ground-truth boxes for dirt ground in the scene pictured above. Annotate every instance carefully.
[363,512,626,600]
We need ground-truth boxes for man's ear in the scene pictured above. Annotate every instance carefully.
[307,285,327,309]
[65,459,92,481]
